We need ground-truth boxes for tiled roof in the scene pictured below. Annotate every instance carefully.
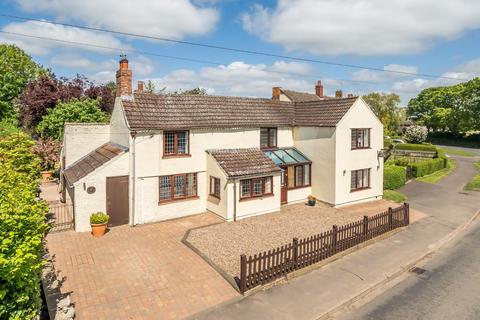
[207,148,282,178]
[281,89,321,102]
[64,142,128,185]
[295,96,358,127]
[123,93,294,130]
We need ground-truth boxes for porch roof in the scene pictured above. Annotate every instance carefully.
[264,148,311,166]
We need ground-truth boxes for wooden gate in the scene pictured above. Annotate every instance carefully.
[46,200,74,232]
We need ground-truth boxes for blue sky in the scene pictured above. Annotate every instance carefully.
[1,0,480,104]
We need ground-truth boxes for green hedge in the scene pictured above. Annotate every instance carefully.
[384,165,407,190]
[410,157,447,177]
[395,143,437,152]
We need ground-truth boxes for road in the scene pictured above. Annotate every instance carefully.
[339,218,480,320]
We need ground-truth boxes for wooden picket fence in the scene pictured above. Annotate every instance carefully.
[238,203,409,293]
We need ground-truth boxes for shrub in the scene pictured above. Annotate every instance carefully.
[90,212,109,224]
[384,165,406,190]
[410,157,446,177]
[404,125,428,143]
[32,138,60,171]
[395,143,437,152]
[0,134,48,319]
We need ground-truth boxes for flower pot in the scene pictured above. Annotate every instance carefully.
[91,222,107,237]
[41,171,53,182]
[307,199,316,207]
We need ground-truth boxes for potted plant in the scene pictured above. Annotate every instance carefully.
[90,212,110,237]
[307,195,316,206]
[33,138,60,182]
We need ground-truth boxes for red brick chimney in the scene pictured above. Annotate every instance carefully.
[335,90,343,98]
[315,80,324,98]
[116,55,132,97]
[135,81,144,93]
[272,87,281,100]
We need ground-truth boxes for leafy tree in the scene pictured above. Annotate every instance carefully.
[145,80,156,93]
[37,98,109,140]
[174,87,208,95]
[0,133,48,319]
[17,75,115,129]
[0,44,45,119]
[362,92,405,134]
[404,125,428,143]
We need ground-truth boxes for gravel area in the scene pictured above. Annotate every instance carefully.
[186,202,360,278]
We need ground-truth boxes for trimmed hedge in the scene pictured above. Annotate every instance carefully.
[410,157,447,177]
[395,143,437,152]
[384,165,407,190]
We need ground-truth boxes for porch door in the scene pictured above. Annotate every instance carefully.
[281,168,288,204]
[106,176,129,227]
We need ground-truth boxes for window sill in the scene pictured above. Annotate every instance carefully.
[287,185,311,190]
[239,193,274,202]
[350,187,371,193]
[158,196,199,205]
[351,147,371,150]
[162,154,192,159]
[209,194,220,200]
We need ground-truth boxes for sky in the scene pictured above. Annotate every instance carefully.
[1,0,480,105]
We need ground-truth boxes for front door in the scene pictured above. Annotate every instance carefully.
[281,168,288,204]
[106,176,129,227]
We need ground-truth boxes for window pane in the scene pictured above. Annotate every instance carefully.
[287,166,295,188]
[260,128,269,148]
[351,129,357,148]
[275,150,297,164]
[210,177,215,194]
[215,178,220,197]
[240,180,250,198]
[186,173,196,197]
[164,132,175,154]
[358,130,364,147]
[253,179,262,196]
[285,149,308,162]
[351,171,357,190]
[174,175,185,198]
[177,131,188,154]
[159,176,172,201]
[304,165,310,185]
[269,128,277,147]
[295,165,304,187]
[366,129,370,147]
[264,176,272,193]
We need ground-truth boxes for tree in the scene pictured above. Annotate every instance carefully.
[17,75,115,129]
[37,99,109,140]
[174,87,208,95]
[404,125,428,143]
[0,44,45,119]
[362,92,405,134]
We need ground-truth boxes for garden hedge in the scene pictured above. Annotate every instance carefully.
[410,157,447,177]
[384,165,407,190]
[395,143,437,152]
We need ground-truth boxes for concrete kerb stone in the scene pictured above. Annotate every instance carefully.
[317,208,480,320]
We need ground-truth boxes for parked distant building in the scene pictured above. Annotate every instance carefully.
[61,58,384,232]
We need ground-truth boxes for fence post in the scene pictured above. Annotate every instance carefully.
[363,215,369,238]
[292,237,298,269]
[332,225,338,253]
[240,254,247,294]
[388,207,393,229]
[404,202,410,225]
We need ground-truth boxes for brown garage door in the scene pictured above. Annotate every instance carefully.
[106,176,129,227]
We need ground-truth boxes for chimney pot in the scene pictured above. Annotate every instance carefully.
[335,90,343,98]
[315,80,324,98]
[136,81,144,93]
[116,55,132,97]
[272,87,281,100]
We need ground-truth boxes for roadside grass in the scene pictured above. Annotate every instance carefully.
[465,161,480,191]
[383,190,407,203]
[416,158,457,184]
[437,147,477,157]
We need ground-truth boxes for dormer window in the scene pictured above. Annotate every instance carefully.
[163,130,189,157]
[260,128,277,149]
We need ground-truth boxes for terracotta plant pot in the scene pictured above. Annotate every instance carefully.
[41,171,53,182]
[91,223,107,237]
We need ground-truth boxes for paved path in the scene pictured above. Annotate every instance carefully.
[190,155,480,320]
[339,218,480,320]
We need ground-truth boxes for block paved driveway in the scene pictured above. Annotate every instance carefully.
[46,214,238,319]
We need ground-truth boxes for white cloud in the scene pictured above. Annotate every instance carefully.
[0,21,127,56]
[50,54,117,70]
[242,0,480,56]
[16,0,219,39]
[352,64,418,82]
[148,60,318,97]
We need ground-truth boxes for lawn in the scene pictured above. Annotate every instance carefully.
[416,158,457,184]
[383,190,407,203]
[437,147,477,157]
[465,161,480,191]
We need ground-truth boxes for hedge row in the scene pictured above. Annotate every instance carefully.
[410,157,447,177]
[395,143,437,152]
[384,165,407,190]
[0,133,48,319]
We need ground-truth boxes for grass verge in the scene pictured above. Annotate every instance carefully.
[465,161,480,191]
[383,190,407,203]
[416,158,457,184]
[437,147,477,157]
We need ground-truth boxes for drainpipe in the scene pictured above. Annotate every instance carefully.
[233,178,237,222]
[129,131,136,226]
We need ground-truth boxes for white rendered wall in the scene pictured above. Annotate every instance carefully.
[63,123,110,166]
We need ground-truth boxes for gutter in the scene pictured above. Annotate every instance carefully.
[233,179,237,222]
[129,131,136,226]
